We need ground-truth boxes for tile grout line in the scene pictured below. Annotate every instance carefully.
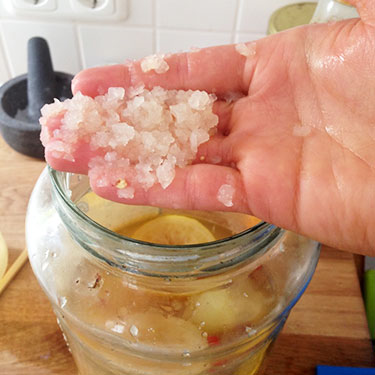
[152,0,157,53]
[0,21,14,78]
[150,26,232,34]
[232,0,243,44]
[73,21,85,72]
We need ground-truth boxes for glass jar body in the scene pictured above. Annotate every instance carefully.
[26,168,320,375]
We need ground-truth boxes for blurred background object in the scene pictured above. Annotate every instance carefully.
[267,2,317,34]
[364,257,375,343]
[0,231,8,280]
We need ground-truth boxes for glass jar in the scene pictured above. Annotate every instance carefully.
[26,167,320,375]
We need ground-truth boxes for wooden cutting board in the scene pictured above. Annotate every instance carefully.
[0,136,373,374]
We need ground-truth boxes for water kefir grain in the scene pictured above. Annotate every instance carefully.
[40,87,218,198]
[140,54,170,74]
[293,124,311,137]
[235,42,256,57]
[217,184,235,207]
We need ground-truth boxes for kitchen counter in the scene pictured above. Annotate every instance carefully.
[0,135,373,374]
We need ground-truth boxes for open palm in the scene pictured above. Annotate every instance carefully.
[45,0,375,254]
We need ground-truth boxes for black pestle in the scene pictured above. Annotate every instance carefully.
[27,37,56,123]
[0,36,73,159]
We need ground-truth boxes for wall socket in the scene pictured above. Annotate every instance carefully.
[10,0,57,12]
[3,0,128,22]
[70,0,118,17]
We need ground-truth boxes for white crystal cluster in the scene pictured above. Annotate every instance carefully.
[235,43,256,57]
[293,124,311,137]
[40,86,218,194]
[140,54,170,74]
[217,184,235,207]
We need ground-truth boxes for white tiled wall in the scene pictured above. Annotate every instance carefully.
[238,0,301,33]
[0,0,315,81]
[78,26,154,67]
[1,20,81,76]
[157,30,232,53]
[156,0,238,31]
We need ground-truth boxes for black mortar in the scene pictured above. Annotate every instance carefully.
[0,37,73,159]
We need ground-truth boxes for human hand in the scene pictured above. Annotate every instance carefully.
[44,0,375,254]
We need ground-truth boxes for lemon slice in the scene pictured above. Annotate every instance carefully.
[132,215,216,245]
[77,191,160,232]
[162,210,261,234]
[0,231,8,279]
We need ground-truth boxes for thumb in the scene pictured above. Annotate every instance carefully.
[347,0,375,25]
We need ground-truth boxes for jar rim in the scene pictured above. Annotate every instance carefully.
[49,167,283,276]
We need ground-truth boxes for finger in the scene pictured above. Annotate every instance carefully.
[194,134,235,166]
[213,100,234,135]
[90,164,249,213]
[45,140,96,175]
[72,44,258,97]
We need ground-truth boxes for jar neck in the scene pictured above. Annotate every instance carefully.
[50,168,283,278]
[311,0,358,23]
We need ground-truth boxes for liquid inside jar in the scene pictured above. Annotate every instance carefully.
[53,190,279,375]
[76,191,262,244]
